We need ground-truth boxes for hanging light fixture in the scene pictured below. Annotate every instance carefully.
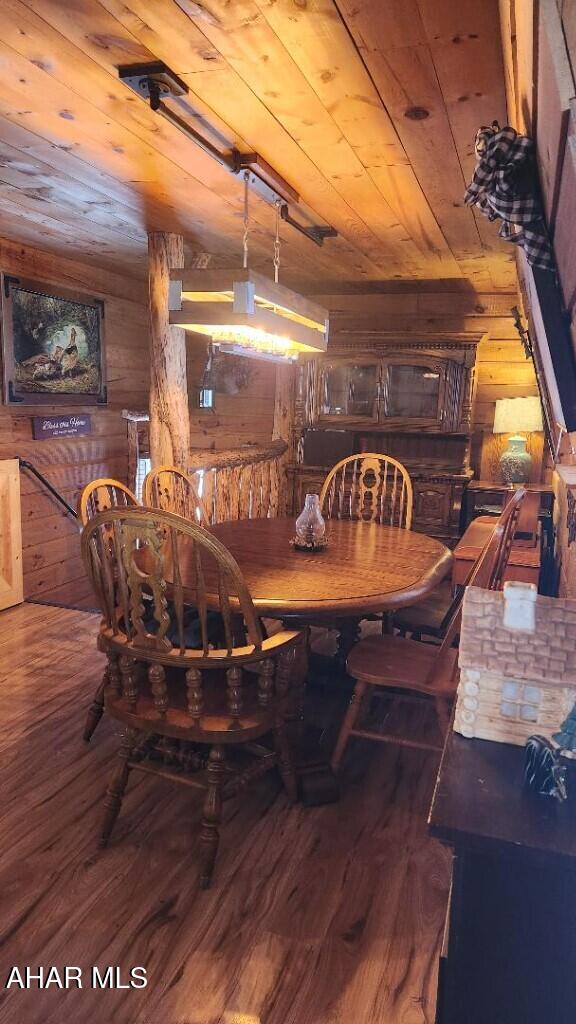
[169,174,329,363]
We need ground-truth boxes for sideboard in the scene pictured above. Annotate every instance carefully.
[286,334,484,545]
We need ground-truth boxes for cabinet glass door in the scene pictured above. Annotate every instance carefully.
[382,361,445,425]
[318,361,379,422]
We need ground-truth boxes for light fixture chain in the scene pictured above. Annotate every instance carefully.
[242,170,250,269]
[273,199,281,284]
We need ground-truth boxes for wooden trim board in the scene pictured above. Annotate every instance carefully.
[0,458,24,609]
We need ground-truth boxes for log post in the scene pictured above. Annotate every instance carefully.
[273,363,296,513]
[273,364,295,444]
[147,232,190,468]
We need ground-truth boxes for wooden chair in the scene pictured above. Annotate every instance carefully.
[143,465,208,525]
[393,578,457,642]
[144,465,288,644]
[78,478,139,526]
[395,487,540,641]
[316,453,413,652]
[331,488,526,771]
[78,478,140,741]
[82,507,301,887]
[319,453,413,529]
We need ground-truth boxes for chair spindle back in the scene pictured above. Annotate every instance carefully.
[82,508,264,663]
[432,487,527,676]
[78,478,139,526]
[319,453,413,529]
[143,465,208,525]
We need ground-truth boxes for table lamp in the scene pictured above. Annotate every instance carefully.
[493,396,543,485]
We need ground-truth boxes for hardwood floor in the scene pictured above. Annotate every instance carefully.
[0,602,450,1024]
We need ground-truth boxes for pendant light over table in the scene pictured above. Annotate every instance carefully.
[169,173,329,363]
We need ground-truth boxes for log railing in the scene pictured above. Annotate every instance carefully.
[189,439,288,524]
[125,408,288,522]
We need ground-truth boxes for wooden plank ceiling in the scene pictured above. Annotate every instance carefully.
[0,0,515,291]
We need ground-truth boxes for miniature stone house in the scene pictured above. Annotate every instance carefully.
[454,583,576,747]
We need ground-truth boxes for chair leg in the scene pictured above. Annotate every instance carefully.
[199,745,226,889]
[274,720,298,803]
[331,679,368,774]
[99,727,138,848]
[83,668,108,743]
[85,653,120,743]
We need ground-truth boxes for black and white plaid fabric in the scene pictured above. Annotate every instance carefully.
[464,123,554,271]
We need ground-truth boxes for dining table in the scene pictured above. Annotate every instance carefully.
[204,516,453,802]
[181,515,454,674]
[203,516,453,620]
[198,515,453,675]
[147,512,453,663]
[154,514,453,803]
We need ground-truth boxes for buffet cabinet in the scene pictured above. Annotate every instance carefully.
[287,337,482,545]
[287,464,470,544]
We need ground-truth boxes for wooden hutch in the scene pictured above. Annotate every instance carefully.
[286,333,484,545]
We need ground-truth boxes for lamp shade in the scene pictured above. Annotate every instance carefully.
[493,396,543,434]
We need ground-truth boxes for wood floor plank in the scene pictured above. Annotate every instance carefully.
[0,602,450,1024]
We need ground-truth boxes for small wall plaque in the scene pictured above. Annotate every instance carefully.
[33,414,92,439]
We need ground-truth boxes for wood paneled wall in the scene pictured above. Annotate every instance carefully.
[0,242,538,613]
[187,341,276,450]
[0,237,278,609]
[0,236,149,609]
[319,290,541,481]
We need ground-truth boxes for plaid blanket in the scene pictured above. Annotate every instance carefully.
[464,123,554,271]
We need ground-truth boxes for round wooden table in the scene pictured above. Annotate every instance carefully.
[205,517,452,618]
[173,516,452,804]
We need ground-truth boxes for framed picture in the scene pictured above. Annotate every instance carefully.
[1,274,106,405]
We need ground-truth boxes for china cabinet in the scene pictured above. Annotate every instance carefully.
[287,335,483,544]
[317,354,465,431]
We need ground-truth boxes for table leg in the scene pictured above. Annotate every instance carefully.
[285,628,309,741]
[381,611,394,635]
[280,624,340,806]
[335,617,362,668]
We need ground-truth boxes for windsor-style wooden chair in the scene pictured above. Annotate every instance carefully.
[317,453,414,653]
[143,465,208,525]
[331,488,526,771]
[395,488,541,641]
[82,507,301,887]
[319,453,413,529]
[78,478,140,741]
[143,465,288,640]
[78,478,139,526]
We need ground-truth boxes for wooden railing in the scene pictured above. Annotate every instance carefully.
[188,438,288,524]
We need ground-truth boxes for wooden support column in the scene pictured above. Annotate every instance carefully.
[148,232,190,468]
[273,364,295,446]
[273,363,296,513]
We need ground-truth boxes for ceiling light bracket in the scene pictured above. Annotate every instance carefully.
[118,61,337,247]
[118,61,188,102]
[280,204,338,246]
